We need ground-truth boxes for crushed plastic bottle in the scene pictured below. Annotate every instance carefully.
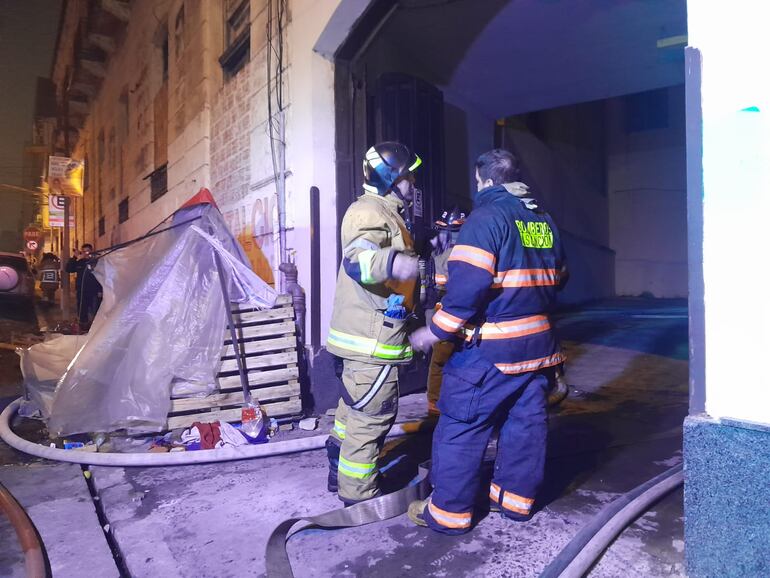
[241,402,265,439]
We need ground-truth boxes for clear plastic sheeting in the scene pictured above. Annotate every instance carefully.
[26,201,277,436]
[18,334,86,419]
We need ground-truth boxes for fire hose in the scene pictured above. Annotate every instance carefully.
[2,398,683,578]
[0,481,47,578]
[0,397,428,467]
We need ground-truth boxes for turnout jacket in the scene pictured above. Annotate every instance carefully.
[430,184,566,374]
[327,191,418,364]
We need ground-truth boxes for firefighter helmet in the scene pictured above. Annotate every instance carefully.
[362,142,422,196]
[434,206,466,231]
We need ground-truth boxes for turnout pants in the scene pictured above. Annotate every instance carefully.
[329,359,399,502]
[424,347,551,534]
[426,339,455,413]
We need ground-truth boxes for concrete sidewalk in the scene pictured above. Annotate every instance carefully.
[0,299,688,577]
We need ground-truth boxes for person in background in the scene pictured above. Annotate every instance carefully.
[424,206,466,416]
[66,243,102,329]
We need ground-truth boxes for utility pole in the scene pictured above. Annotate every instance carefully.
[61,196,71,320]
[60,89,71,321]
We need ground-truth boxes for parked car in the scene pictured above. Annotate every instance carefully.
[0,252,36,305]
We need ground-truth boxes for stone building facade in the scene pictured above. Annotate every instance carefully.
[53,0,338,306]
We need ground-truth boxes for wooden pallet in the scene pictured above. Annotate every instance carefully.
[166,294,302,430]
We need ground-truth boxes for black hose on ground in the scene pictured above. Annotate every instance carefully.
[539,464,684,578]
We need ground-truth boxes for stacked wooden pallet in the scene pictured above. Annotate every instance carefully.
[166,294,302,430]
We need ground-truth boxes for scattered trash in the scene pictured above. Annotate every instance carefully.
[299,417,318,431]
[90,432,108,449]
[269,418,279,436]
[179,419,268,449]
[83,470,91,479]
[241,402,265,438]
[219,421,248,447]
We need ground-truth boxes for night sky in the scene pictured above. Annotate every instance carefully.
[0,0,63,188]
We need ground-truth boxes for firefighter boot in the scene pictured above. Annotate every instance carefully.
[326,438,341,493]
[547,370,569,407]
[408,499,429,527]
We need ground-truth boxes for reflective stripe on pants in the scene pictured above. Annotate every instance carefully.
[332,359,399,502]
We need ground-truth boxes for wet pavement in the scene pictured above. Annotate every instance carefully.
[0,298,688,577]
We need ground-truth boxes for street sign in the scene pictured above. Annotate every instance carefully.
[26,240,39,251]
[23,226,42,243]
[49,194,75,227]
[48,156,84,196]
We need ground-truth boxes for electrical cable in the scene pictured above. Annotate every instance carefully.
[88,216,202,260]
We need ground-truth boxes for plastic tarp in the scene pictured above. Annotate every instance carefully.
[21,200,277,436]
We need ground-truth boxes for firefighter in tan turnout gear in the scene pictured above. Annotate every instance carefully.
[326,142,423,505]
[425,207,466,416]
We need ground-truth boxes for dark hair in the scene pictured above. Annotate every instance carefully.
[475,149,520,185]
[81,243,94,251]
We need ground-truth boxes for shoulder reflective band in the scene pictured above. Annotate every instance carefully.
[351,365,391,411]
[448,244,496,274]
[327,329,413,360]
[491,268,560,288]
[345,238,379,253]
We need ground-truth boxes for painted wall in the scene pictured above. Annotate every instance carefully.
[443,95,494,210]
[63,0,343,346]
[70,0,219,249]
[607,86,687,298]
[688,1,770,426]
[209,0,340,343]
[501,101,615,304]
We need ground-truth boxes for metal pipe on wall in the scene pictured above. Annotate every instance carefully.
[277,109,288,292]
[309,186,321,351]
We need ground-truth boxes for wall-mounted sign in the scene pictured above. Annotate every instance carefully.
[48,156,83,196]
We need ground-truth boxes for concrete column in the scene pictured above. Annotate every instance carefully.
[684,2,770,575]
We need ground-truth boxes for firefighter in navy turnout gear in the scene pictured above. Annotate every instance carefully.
[326,142,422,505]
[425,207,466,416]
[408,149,568,533]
